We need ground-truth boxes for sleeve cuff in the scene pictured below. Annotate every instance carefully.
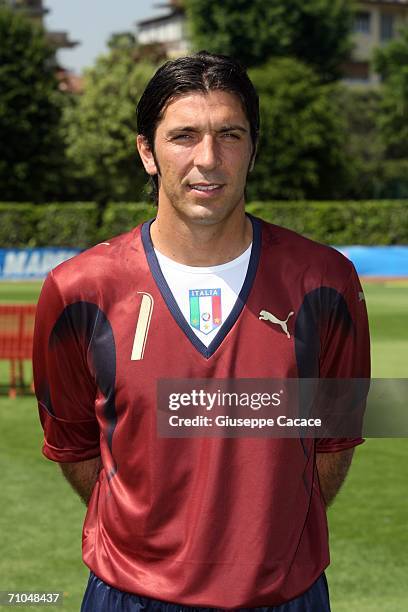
[316,438,365,453]
[42,441,101,463]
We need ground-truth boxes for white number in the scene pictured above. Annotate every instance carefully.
[131,292,154,360]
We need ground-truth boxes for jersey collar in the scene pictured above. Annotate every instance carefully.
[141,214,262,359]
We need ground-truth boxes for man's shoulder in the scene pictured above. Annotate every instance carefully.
[258,217,355,285]
[49,225,145,299]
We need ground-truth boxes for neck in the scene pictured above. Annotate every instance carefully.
[150,205,252,266]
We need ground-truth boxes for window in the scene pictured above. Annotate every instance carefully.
[354,12,371,34]
[380,14,395,42]
[343,62,370,83]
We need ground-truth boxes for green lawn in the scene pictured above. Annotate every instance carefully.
[327,438,408,612]
[327,282,408,611]
[0,280,407,611]
[363,283,408,378]
[0,396,88,611]
[0,280,42,303]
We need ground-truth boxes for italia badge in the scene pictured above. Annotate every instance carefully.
[189,288,222,334]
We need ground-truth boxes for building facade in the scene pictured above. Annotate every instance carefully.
[344,0,408,83]
[137,0,408,84]
[137,1,189,57]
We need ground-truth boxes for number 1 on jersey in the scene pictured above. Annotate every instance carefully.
[131,292,154,360]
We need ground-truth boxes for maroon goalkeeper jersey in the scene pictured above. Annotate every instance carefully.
[33,216,370,608]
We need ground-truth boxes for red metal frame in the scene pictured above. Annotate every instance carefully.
[0,304,36,397]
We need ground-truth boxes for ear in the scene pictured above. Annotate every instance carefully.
[136,135,158,176]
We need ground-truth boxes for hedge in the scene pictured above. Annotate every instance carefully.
[246,200,408,245]
[0,203,37,247]
[0,202,99,248]
[99,203,156,241]
[35,203,100,248]
[0,200,407,248]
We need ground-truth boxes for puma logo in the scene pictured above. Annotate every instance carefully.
[259,310,294,339]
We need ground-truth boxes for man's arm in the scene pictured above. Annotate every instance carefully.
[316,448,355,507]
[59,456,102,506]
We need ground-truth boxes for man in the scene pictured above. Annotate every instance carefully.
[33,52,370,611]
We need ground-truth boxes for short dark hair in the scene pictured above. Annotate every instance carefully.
[136,51,260,202]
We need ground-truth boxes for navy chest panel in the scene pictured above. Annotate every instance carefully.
[46,302,117,460]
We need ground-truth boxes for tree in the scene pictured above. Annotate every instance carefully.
[63,40,156,203]
[370,27,408,197]
[335,86,385,198]
[0,5,65,201]
[374,27,408,159]
[107,32,138,51]
[185,0,353,81]
[247,58,351,200]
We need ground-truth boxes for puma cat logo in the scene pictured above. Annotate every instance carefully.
[259,310,294,339]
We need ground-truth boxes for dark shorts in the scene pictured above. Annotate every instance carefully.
[81,572,331,612]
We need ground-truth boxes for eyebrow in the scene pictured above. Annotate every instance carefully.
[218,125,248,133]
[166,124,248,135]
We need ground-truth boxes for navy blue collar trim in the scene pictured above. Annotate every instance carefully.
[141,215,262,359]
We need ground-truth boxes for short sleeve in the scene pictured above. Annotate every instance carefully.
[33,272,100,463]
[316,264,371,453]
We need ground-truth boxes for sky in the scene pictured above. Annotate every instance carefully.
[44,0,165,73]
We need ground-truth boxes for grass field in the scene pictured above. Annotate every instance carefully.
[0,280,407,611]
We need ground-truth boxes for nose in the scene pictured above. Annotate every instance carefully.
[194,135,219,170]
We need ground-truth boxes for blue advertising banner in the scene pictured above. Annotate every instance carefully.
[0,248,80,280]
[335,246,408,277]
[0,245,407,281]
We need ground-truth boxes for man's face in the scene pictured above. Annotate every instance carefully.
[137,90,254,226]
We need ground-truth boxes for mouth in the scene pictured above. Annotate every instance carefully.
[188,183,224,196]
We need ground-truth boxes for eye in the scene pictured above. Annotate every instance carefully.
[171,134,193,141]
[221,132,240,140]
